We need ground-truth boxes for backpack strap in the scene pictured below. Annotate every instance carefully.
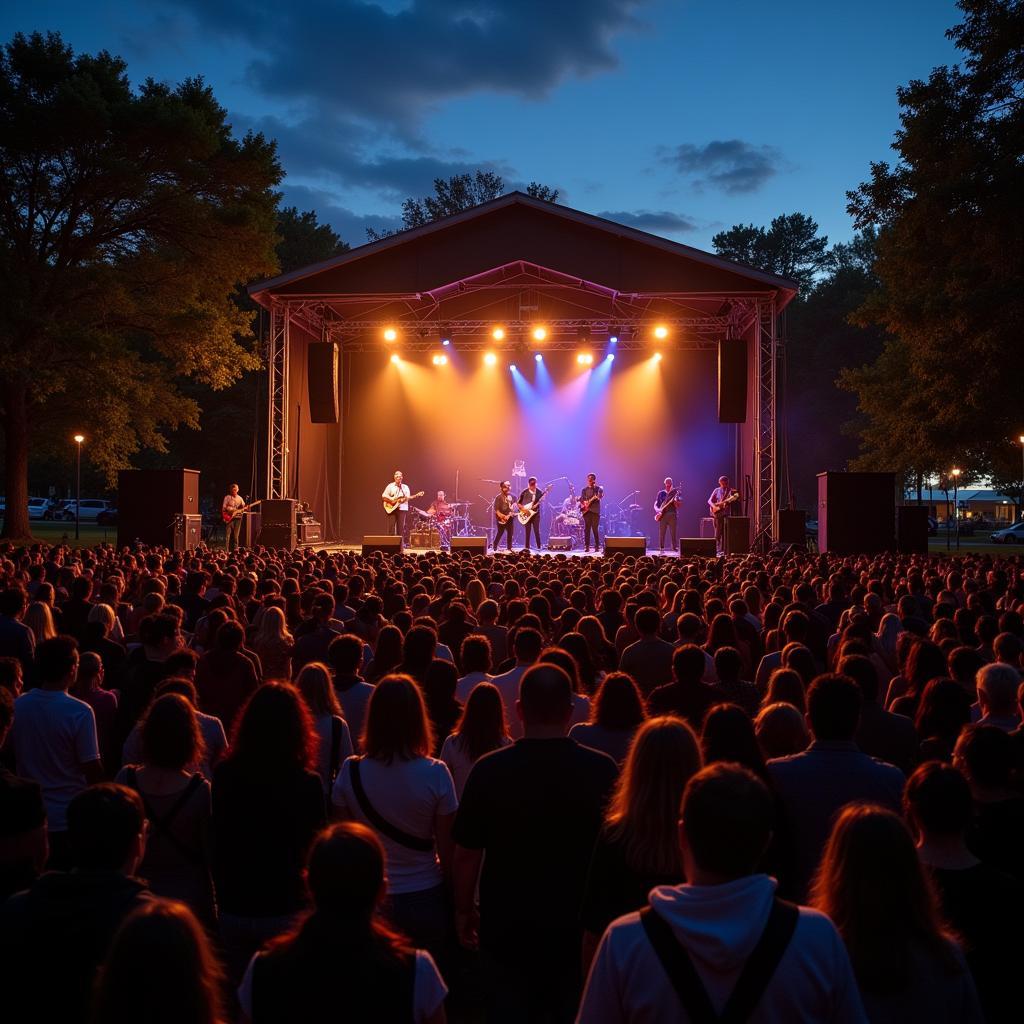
[329,716,343,784]
[349,758,434,852]
[124,770,206,865]
[640,897,800,1024]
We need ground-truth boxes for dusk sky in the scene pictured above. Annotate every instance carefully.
[2,1,961,250]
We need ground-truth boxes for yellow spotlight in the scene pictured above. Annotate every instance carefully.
[653,324,669,340]
[653,351,663,362]
[390,353,400,364]
[576,351,594,366]
[491,326,505,341]
[383,327,398,342]
[484,351,498,366]
[531,325,547,342]
[432,353,448,366]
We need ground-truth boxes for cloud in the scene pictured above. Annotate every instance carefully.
[659,139,783,194]
[174,0,647,129]
[280,184,403,245]
[597,209,697,234]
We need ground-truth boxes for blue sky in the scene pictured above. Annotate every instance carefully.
[2,0,961,249]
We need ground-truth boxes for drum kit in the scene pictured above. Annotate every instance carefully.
[411,502,474,547]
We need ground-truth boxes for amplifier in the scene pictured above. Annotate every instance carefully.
[409,529,440,548]
[297,521,322,545]
[547,536,573,551]
[172,514,202,552]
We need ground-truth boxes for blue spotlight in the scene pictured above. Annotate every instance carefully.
[606,353,615,362]
[441,337,451,346]
[509,363,517,371]
[534,353,543,362]
[609,334,618,344]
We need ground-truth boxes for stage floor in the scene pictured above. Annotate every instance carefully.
[318,542,686,558]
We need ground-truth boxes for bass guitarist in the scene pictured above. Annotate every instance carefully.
[222,483,247,552]
[579,473,603,553]
[382,470,412,543]
[654,477,681,553]
[517,476,546,552]
[493,481,516,552]
[708,475,739,556]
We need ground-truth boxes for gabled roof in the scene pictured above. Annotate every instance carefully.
[249,191,799,307]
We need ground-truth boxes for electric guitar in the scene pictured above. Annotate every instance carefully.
[654,484,682,522]
[517,484,552,526]
[710,491,740,516]
[383,490,424,515]
[495,505,516,525]
[222,499,259,524]
[579,488,603,515]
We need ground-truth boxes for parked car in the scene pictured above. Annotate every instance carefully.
[991,521,1024,544]
[57,499,114,523]
[96,507,117,526]
[927,516,938,536]
[28,497,52,520]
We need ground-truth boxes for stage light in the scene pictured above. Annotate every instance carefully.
[432,353,448,366]
[610,324,621,343]
[531,326,547,342]
[383,327,398,342]
[441,337,451,347]
[390,353,400,364]
[653,351,663,362]
[609,334,618,344]
[534,353,543,362]
[606,353,615,362]
[653,324,669,340]
[509,363,518,371]
[491,326,505,341]
[576,325,591,341]
[576,351,594,366]
[484,351,498,366]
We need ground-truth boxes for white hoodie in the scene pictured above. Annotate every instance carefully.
[577,874,866,1024]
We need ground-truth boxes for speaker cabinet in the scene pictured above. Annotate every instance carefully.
[257,499,297,549]
[308,342,339,424]
[409,530,441,549]
[172,514,202,551]
[817,472,896,554]
[680,538,717,556]
[362,535,402,555]
[117,469,200,548]
[897,505,930,554]
[451,537,487,554]
[547,536,573,551]
[778,509,807,546]
[718,338,747,423]
[724,516,750,555]
[605,537,646,556]
[297,522,322,546]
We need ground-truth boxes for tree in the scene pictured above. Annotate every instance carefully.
[712,213,829,291]
[367,172,559,240]
[842,0,1024,476]
[0,31,281,539]
[275,206,349,273]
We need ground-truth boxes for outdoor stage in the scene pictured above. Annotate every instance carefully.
[319,542,688,559]
[247,192,797,551]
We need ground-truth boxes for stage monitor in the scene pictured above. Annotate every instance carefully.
[450,537,487,554]
[362,535,402,555]
[605,537,646,556]
[680,538,717,557]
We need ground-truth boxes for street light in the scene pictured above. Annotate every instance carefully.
[951,468,961,551]
[1018,435,1024,522]
[73,434,84,541]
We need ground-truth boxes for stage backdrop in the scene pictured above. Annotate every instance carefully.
[292,345,740,543]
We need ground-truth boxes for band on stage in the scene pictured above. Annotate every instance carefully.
[376,468,741,554]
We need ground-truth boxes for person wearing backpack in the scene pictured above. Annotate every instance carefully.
[578,763,866,1023]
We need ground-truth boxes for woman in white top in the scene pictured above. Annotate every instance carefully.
[454,634,493,704]
[332,674,457,959]
[296,662,352,796]
[440,682,512,798]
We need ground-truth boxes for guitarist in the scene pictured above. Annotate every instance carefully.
[580,473,603,553]
[382,470,411,543]
[708,475,739,556]
[518,476,544,552]
[654,477,681,553]
[222,483,247,552]
[493,481,516,552]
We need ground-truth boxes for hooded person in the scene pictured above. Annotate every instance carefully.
[577,764,866,1024]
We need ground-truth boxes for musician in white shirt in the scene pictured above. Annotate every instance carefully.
[382,470,411,541]
[708,475,738,556]
[222,483,246,551]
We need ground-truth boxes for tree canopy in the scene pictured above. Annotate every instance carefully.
[0,31,282,538]
[712,213,830,292]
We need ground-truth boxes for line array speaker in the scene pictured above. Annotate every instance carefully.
[717,337,747,423]
[307,342,339,424]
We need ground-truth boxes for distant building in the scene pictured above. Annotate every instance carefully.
[905,486,1019,524]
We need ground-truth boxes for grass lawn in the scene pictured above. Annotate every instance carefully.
[927,535,1020,555]
[1,520,116,548]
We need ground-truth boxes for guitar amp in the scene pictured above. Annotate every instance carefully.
[409,530,440,549]
[547,536,573,551]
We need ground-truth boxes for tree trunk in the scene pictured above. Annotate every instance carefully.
[1,378,32,542]
[916,470,923,505]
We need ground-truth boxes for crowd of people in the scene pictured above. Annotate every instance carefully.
[1,539,1023,1023]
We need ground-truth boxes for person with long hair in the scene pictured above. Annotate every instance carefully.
[423,659,462,757]
[22,600,56,646]
[252,605,294,681]
[568,671,646,764]
[212,683,326,982]
[700,702,769,781]
[397,625,438,684]
[754,701,809,759]
[440,682,512,798]
[811,803,982,1022]
[576,615,617,673]
[763,666,806,712]
[296,662,353,795]
[331,675,457,959]
[366,623,404,683]
[580,717,703,970]
[915,678,973,762]
[92,899,227,1024]
[237,823,447,1023]
[558,631,603,696]
[886,639,947,715]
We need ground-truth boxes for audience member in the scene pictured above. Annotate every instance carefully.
[440,681,512,798]
[568,671,646,764]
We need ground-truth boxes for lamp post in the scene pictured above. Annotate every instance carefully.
[73,435,84,541]
[1019,436,1024,522]
[951,468,961,551]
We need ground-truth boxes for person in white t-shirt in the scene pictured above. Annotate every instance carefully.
[382,470,412,542]
[490,627,543,739]
[454,634,494,704]
[440,682,512,798]
[332,674,457,958]
[12,636,102,868]
[239,821,447,1023]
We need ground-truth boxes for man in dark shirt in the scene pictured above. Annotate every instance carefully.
[619,607,675,696]
[653,476,680,553]
[517,477,544,552]
[493,481,515,552]
[292,594,346,670]
[840,653,918,774]
[453,664,618,1023]
[580,473,603,552]
[195,620,260,733]
[648,644,721,729]
[0,588,35,680]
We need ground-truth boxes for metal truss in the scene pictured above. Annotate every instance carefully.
[753,297,778,550]
[266,303,289,499]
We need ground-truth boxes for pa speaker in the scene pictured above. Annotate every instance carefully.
[605,537,646,556]
[308,342,339,424]
[817,472,896,554]
[724,516,750,555]
[778,509,807,546]
[718,338,747,423]
[451,537,486,554]
[257,498,297,549]
[680,538,717,556]
[362,535,402,555]
[897,505,930,554]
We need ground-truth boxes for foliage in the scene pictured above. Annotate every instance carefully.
[275,206,349,272]
[840,0,1024,480]
[0,31,282,537]
[367,172,559,240]
[711,213,830,291]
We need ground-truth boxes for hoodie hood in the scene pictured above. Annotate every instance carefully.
[648,874,776,973]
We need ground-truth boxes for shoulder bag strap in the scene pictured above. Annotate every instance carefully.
[349,758,434,852]
[640,906,718,1024]
[330,716,343,783]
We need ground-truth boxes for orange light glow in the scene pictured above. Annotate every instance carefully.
[383,327,398,342]
[653,324,669,340]
[484,351,498,366]
[390,353,400,364]
[432,353,448,366]
[531,326,547,342]
[491,327,505,341]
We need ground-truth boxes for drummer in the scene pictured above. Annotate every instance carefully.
[427,490,451,522]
